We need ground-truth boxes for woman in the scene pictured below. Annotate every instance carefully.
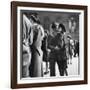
[29,20,44,77]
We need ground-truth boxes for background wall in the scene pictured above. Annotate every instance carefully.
[22,10,79,42]
[0,0,89,90]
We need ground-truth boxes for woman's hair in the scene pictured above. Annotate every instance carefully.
[30,15,41,24]
[30,15,37,22]
[58,23,66,33]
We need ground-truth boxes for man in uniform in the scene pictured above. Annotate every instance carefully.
[49,23,68,76]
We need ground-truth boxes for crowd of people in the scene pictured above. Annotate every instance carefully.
[22,13,79,78]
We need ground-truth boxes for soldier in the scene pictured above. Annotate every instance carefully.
[56,23,68,76]
[49,23,68,76]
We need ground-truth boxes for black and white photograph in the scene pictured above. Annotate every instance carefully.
[21,10,80,78]
[11,1,87,88]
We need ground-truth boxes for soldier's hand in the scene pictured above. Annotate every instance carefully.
[55,46,59,50]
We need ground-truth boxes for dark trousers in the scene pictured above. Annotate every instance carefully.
[50,57,67,76]
[50,59,56,76]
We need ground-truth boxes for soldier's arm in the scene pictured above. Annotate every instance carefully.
[48,38,56,50]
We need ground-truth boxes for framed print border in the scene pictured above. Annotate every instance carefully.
[11,1,88,89]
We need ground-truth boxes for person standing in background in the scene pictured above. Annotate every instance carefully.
[68,17,76,33]
[42,30,50,75]
[67,35,74,64]
[49,23,68,76]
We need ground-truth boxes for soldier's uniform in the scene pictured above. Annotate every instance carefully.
[49,33,67,76]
